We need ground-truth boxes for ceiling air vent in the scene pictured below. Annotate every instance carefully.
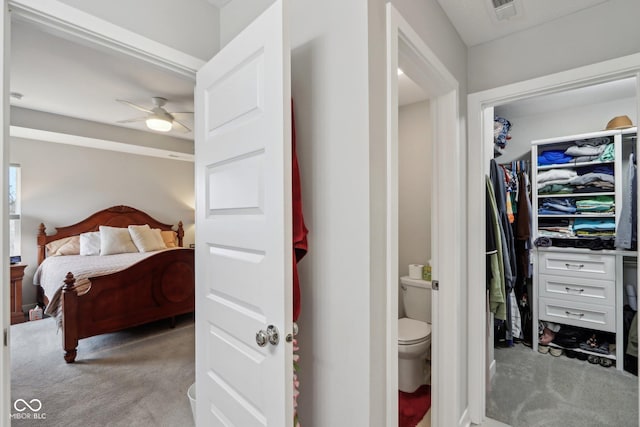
[490,0,521,21]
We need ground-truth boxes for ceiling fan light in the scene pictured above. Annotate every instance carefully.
[146,117,172,132]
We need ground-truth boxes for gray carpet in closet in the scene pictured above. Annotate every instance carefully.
[487,343,638,427]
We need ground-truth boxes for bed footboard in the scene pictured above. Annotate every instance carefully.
[61,248,195,363]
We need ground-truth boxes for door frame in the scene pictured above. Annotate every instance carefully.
[0,1,9,423]
[386,5,462,426]
[467,52,640,424]
[1,1,203,425]
[8,0,203,77]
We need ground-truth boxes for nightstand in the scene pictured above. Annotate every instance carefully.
[10,264,27,324]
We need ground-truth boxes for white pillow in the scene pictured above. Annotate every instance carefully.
[79,232,101,256]
[99,226,139,255]
[128,224,167,252]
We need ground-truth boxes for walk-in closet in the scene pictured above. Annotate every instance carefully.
[486,77,639,426]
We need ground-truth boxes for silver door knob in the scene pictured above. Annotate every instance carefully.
[256,330,268,347]
[256,325,279,347]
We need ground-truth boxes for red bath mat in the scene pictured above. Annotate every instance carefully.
[399,385,431,427]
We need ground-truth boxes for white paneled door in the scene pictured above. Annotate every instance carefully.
[194,0,293,425]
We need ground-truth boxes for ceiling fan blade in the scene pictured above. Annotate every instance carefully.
[116,99,153,114]
[172,118,191,133]
[169,112,194,116]
[116,117,147,124]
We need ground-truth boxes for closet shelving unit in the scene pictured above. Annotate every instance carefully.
[531,127,638,371]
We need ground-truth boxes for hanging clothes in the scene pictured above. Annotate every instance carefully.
[616,153,637,250]
[291,100,308,427]
[486,177,506,321]
[490,160,516,291]
[292,100,308,322]
[515,171,532,286]
[502,165,519,223]
[490,159,522,344]
[515,172,531,240]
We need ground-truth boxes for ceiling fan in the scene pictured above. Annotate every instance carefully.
[116,97,192,133]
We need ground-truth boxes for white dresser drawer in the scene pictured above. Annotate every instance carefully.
[538,274,615,306]
[538,251,615,280]
[538,297,615,332]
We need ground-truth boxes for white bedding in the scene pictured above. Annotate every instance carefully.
[33,250,168,317]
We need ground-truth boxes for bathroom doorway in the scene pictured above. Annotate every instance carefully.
[386,5,463,426]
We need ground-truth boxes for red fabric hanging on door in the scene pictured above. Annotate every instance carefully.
[292,100,308,322]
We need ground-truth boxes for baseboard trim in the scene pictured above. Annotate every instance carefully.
[459,407,471,427]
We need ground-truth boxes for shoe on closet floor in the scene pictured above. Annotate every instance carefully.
[576,352,588,361]
[588,355,600,364]
[539,328,556,345]
[565,349,577,359]
[538,345,550,354]
[549,347,563,357]
[599,357,613,368]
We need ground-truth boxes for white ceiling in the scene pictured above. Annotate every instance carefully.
[436,0,610,47]
[496,77,637,117]
[398,72,428,107]
[10,19,195,141]
[9,1,634,144]
[207,0,232,7]
[399,0,634,109]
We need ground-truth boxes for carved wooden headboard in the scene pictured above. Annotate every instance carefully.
[37,205,184,264]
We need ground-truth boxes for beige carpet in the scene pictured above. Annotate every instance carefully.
[488,343,638,427]
[10,314,195,427]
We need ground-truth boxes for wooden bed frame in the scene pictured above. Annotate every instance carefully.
[36,205,194,363]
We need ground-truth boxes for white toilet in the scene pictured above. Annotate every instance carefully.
[398,276,432,393]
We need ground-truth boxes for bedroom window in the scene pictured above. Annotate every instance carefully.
[9,164,21,257]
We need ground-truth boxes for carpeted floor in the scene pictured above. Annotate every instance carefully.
[487,343,638,427]
[10,314,195,427]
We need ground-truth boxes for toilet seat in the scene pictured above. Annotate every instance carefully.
[398,317,431,345]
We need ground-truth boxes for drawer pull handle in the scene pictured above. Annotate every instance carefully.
[565,311,585,318]
[565,263,585,269]
[565,287,585,293]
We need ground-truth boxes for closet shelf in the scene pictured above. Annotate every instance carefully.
[539,192,615,198]
[547,342,617,361]
[538,213,615,218]
[537,160,615,171]
[537,246,637,256]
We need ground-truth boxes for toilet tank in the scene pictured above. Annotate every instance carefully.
[400,276,432,323]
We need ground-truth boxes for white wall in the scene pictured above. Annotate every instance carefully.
[496,96,637,163]
[399,100,432,316]
[10,138,195,310]
[366,0,390,421]
[468,0,640,92]
[219,0,275,47]
[57,0,220,60]
[290,0,373,424]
